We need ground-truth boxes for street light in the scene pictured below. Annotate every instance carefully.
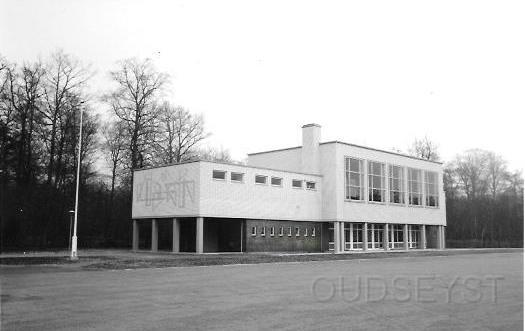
[71,100,85,260]
[68,210,74,251]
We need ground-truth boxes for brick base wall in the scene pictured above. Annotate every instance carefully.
[245,220,324,252]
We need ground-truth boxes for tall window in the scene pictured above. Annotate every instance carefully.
[408,225,420,248]
[408,168,422,205]
[389,165,405,204]
[353,223,363,249]
[345,158,364,200]
[424,171,439,207]
[392,225,404,249]
[368,161,386,202]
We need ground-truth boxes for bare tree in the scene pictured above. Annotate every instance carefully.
[102,121,127,206]
[154,102,209,164]
[0,58,16,186]
[104,58,168,172]
[42,50,91,187]
[506,170,524,197]
[486,151,507,199]
[198,146,233,163]
[451,149,489,200]
[408,136,440,161]
[17,61,46,183]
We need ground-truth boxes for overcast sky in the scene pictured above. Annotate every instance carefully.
[1,0,524,170]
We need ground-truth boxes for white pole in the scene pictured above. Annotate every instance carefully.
[71,103,83,260]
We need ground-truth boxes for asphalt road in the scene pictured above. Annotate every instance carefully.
[1,251,523,330]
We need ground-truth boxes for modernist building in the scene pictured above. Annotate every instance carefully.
[131,124,446,253]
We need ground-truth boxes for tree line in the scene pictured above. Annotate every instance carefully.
[0,51,230,251]
[410,139,523,247]
[0,51,522,251]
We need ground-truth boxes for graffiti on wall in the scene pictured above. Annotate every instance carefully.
[134,168,195,212]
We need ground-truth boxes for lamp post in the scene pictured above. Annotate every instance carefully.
[71,101,85,260]
[68,210,74,251]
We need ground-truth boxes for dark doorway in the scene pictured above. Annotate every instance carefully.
[179,218,196,252]
[138,220,151,250]
[158,220,172,251]
[204,218,244,252]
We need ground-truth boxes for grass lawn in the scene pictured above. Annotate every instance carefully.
[0,247,522,270]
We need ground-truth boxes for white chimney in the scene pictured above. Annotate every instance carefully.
[301,123,321,174]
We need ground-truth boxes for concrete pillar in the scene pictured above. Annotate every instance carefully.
[442,226,446,249]
[408,225,413,248]
[420,225,426,249]
[371,224,375,249]
[340,222,345,252]
[334,221,340,253]
[132,220,139,251]
[172,218,180,253]
[384,224,389,251]
[403,224,409,250]
[196,217,204,253]
[349,223,354,250]
[362,222,368,251]
[151,219,158,252]
[240,221,243,252]
[437,225,445,250]
[436,225,442,249]
[435,226,439,249]
[390,225,394,249]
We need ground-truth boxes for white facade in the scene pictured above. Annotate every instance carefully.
[247,125,446,226]
[132,160,322,221]
[131,124,446,253]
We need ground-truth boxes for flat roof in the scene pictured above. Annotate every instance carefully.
[248,141,443,165]
[133,159,323,177]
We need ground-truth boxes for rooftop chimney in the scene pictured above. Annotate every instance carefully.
[301,124,321,174]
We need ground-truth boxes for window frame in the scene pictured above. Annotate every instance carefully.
[424,171,439,207]
[230,172,244,183]
[255,174,268,185]
[271,177,283,187]
[279,226,284,237]
[408,168,423,206]
[408,225,420,248]
[260,226,266,237]
[388,164,406,205]
[345,157,365,201]
[351,223,363,249]
[306,181,316,190]
[251,226,257,236]
[392,224,404,249]
[368,161,386,203]
[292,179,303,189]
[295,227,300,237]
[212,170,227,180]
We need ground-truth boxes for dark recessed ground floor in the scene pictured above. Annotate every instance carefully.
[132,218,446,253]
